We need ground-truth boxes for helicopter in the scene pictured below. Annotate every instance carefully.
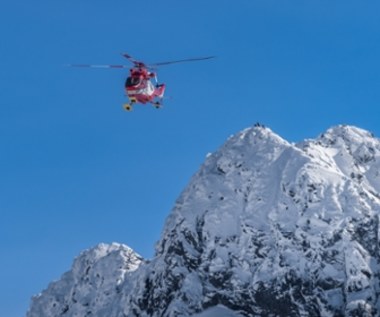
[70,53,215,111]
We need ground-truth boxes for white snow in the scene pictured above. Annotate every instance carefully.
[191,305,244,317]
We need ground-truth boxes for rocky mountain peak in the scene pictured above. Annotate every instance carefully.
[310,125,379,168]
[319,125,375,147]
[27,243,143,317]
[27,124,380,317]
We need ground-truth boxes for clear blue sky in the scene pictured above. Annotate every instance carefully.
[2,1,380,316]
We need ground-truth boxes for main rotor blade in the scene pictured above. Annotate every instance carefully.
[150,56,216,67]
[68,64,129,69]
[121,53,146,67]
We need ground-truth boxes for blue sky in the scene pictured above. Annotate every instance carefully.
[2,1,380,316]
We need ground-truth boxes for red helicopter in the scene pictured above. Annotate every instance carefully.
[70,53,215,111]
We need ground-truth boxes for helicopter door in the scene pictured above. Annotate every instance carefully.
[144,80,155,95]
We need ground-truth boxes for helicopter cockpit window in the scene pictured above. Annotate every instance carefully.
[125,77,142,87]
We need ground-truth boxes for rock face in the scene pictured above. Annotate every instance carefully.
[27,125,380,317]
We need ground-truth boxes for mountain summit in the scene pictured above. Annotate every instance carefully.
[27,125,380,317]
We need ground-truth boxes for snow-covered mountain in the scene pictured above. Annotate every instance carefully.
[27,124,380,317]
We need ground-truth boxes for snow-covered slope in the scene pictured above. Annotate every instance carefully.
[27,124,380,317]
[27,243,143,317]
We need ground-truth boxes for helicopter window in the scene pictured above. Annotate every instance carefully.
[125,77,142,87]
